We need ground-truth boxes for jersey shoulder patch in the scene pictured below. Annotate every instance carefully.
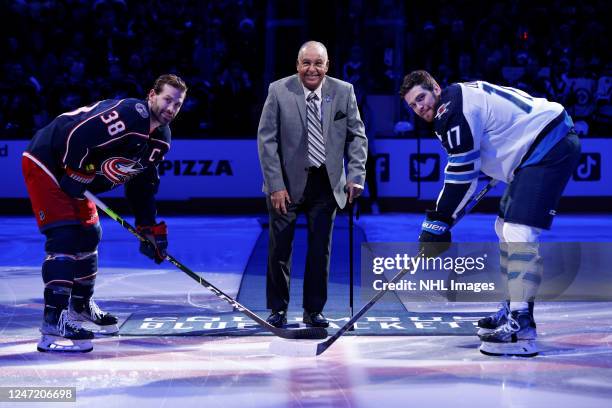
[120,98,150,118]
[435,100,452,120]
[134,102,149,119]
[113,99,150,134]
[433,84,475,154]
[434,84,462,122]
[434,84,463,130]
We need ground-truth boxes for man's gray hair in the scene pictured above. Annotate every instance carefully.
[297,41,328,62]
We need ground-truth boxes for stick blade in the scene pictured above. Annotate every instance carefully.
[274,326,328,340]
[268,338,321,357]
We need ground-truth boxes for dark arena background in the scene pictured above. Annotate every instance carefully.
[1,1,611,407]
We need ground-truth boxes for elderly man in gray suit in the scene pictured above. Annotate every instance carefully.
[257,41,368,328]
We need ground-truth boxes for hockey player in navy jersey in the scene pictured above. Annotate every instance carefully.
[22,74,187,352]
[400,70,581,356]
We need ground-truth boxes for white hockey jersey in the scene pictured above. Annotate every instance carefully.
[432,81,573,219]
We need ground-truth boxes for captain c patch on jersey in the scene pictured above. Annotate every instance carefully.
[100,157,144,184]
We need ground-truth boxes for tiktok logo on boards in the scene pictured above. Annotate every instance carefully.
[573,153,600,181]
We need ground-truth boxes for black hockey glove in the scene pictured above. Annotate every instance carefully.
[418,210,453,258]
[60,167,95,199]
[137,221,168,264]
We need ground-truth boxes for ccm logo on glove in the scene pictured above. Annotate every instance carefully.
[136,222,168,264]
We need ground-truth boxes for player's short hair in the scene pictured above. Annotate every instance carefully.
[399,70,439,98]
[152,74,187,94]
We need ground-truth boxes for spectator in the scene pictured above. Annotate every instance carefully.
[593,62,612,135]
[0,1,609,139]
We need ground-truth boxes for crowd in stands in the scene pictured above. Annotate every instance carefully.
[1,0,263,138]
[343,0,611,137]
[1,0,610,138]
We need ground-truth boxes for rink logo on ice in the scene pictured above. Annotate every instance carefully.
[120,312,485,336]
[573,153,600,181]
[158,160,233,176]
[409,154,440,182]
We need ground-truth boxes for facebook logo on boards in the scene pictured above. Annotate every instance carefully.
[375,154,391,182]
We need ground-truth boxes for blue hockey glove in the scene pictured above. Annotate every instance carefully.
[136,221,168,264]
[418,210,452,258]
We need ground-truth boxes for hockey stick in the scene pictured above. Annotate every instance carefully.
[84,191,328,340]
[269,179,499,355]
[348,200,355,331]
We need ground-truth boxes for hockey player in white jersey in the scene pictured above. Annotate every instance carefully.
[400,70,581,356]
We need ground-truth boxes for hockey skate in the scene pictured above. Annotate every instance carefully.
[479,310,538,357]
[38,309,94,353]
[476,301,509,336]
[71,297,119,335]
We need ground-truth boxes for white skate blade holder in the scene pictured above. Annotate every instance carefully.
[269,338,321,357]
[476,327,496,337]
[86,323,119,336]
[37,335,93,353]
[480,340,538,357]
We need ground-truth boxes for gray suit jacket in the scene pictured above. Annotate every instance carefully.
[257,75,368,209]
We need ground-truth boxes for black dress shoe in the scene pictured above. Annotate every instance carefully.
[266,310,287,328]
[303,311,329,328]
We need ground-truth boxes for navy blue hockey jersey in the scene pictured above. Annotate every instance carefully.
[24,98,171,225]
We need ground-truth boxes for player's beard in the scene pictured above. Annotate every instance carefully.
[424,94,440,122]
[151,103,174,126]
[423,106,434,122]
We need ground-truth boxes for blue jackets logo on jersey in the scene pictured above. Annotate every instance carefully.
[100,157,144,184]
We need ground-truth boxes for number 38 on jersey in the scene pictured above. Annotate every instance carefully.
[100,110,126,136]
